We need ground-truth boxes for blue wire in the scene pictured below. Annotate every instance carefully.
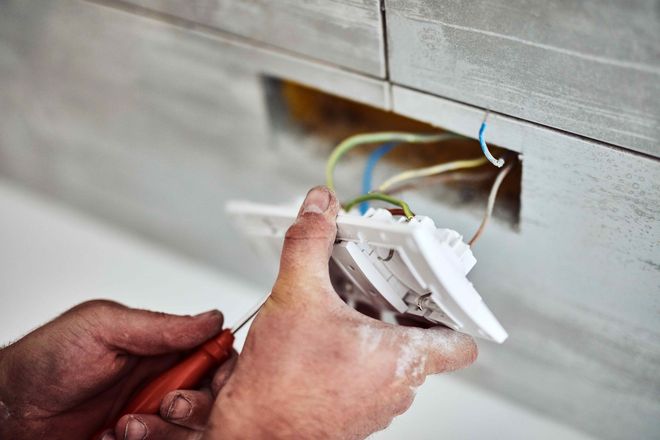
[359,142,398,214]
[479,121,504,168]
[357,122,500,215]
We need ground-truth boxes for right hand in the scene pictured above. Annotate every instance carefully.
[205,186,478,439]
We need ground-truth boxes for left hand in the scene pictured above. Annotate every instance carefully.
[0,300,237,440]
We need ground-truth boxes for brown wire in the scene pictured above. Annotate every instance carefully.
[468,158,516,246]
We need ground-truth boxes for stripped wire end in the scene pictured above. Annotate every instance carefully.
[479,121,505,168]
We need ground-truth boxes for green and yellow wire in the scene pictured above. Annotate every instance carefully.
[326,132,492,221]
[325,132,461,191]
[342,193,415,219]
[376,157,488,192]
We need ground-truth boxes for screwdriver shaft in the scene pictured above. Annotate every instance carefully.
[231,293,270,334]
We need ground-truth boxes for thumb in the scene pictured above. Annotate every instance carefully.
[77,300,224,356]
[273,186,341,299]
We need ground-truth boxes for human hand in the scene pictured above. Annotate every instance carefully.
[206,186,478,439]
[0,301,237,440]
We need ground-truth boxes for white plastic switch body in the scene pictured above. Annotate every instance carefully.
[226,201,508,343]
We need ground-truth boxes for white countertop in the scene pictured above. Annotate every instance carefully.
[0,178,593,440]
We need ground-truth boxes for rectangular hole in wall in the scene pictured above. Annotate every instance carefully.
[263,77,521,230]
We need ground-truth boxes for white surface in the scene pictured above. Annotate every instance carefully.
[0,180,264,347]
[0,179,594,440]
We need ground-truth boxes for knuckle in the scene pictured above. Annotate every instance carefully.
[454,334,479,366]
[374,415,395,432]
[393,394,415,416]
[212,371,228,392]
[467,337,479,364]
[69,299,122,318]
[408,371,426,387]
[284,216,334,242]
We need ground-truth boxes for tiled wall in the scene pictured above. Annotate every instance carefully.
[0,1,658,438]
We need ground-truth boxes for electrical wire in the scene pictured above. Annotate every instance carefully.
[359,135,467,213]
[325,132,461,191]
[360,142,398,214]
[468,158,515,246]
[376,157,488,193]
[384,168,498,196]
[327,130,505,225]
[479,121,504,168]
[343,193,414,220]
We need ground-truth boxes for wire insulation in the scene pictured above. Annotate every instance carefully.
[377,157,488,192]
[479,122,504,168]
[325,132,461,191]
[384,168,497,196]
[360,142,398,214]
[468,159,515,246]
[343,193,414,220]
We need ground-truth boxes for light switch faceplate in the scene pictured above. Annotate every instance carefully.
[226,200,507,343]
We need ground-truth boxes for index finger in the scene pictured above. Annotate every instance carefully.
[399,326,478,378]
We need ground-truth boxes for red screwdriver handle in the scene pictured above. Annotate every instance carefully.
[123,328,235,414]
[93,329,235,439]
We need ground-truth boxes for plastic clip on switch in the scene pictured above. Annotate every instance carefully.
[226,201,508,343]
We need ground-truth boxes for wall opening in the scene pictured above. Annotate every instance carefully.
[263,78,521,230]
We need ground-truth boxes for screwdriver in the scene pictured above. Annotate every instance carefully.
[93,294,269,439]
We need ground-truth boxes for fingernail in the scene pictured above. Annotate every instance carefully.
[101,432,116,440]
[302,187,330,214]
[124,417,147,440]
[166,395,192,420]
[195,309,221,320]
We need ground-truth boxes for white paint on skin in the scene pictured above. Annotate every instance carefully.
[429,328,463,352]
[395,328,465,379]
[357,324,383,354]
[395,330,428,379]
